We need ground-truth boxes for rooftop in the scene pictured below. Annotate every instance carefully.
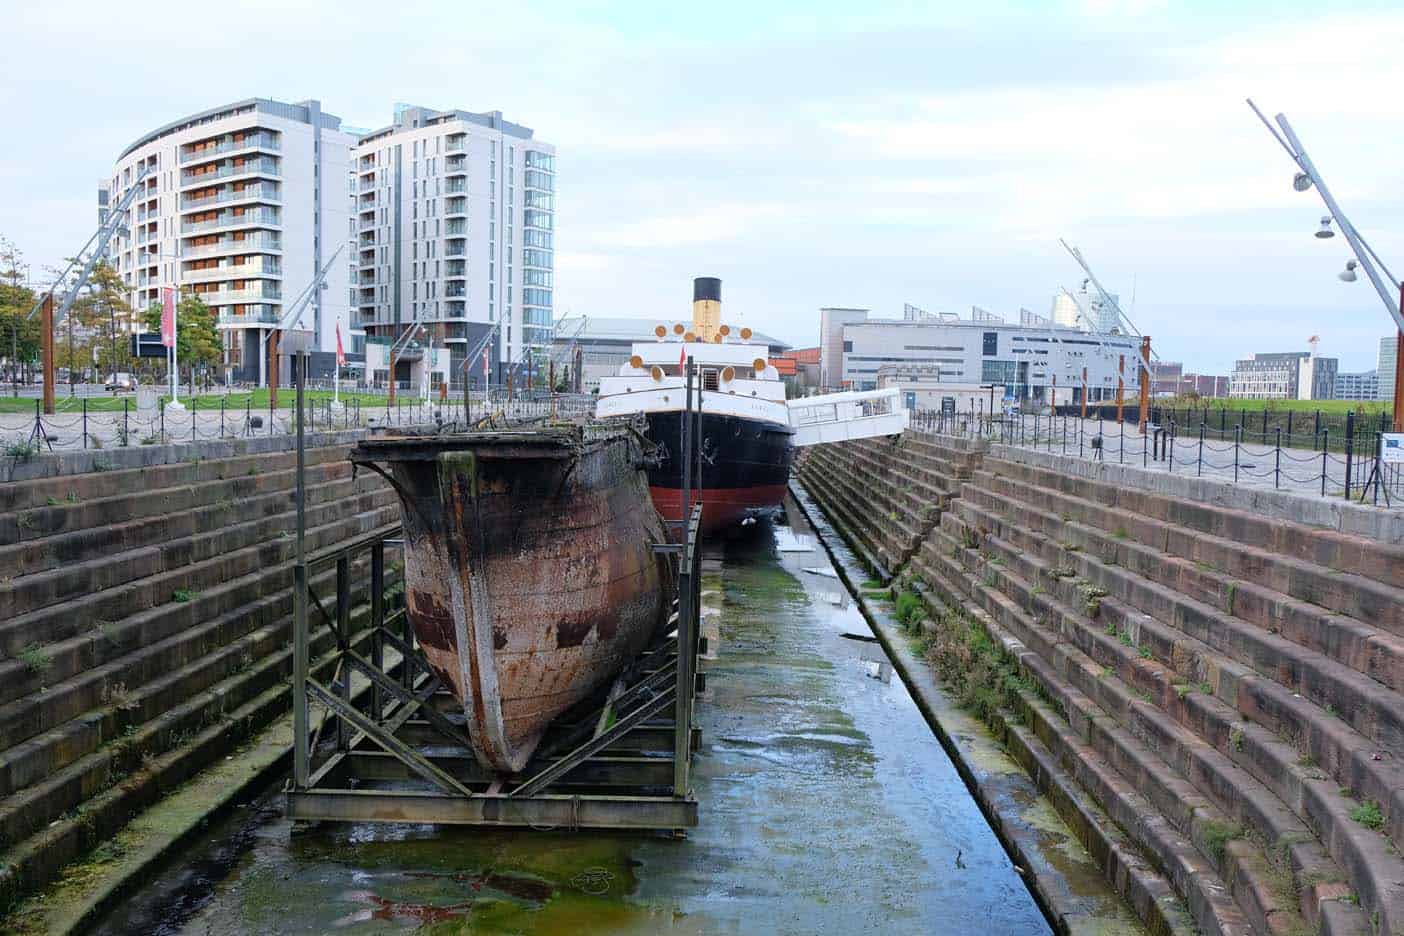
[356,105,537,146]
[119,98,344,161]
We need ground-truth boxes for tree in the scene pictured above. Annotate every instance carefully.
[142,291,221,382]
[0,237,40,384]
[70,261,133,382]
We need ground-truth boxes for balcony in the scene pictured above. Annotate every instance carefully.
[183,259,281,282]
[444,197,466,216]
[444,179,466,194]
[181,132,280,164]
[181,182,280,211]
[445,260,466,277]
[358,176,376,193]
[444,284,466,298]
[217,306,280,328]
[181,208,280,235]
[358,214,377,233]
[199,284,282,305]
[183,233,282,258]
[445,245,466,257]
[446,155,466,174]
[445,220,467,236]
[445,137,465,153]
[181,157,280,189]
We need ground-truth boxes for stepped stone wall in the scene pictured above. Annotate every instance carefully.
[0,434,399,913]
[796,431,1404,936]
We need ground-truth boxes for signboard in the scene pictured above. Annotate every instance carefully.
[131,333,167,359]
[941,397,957,415]
[1382,433,1404,463]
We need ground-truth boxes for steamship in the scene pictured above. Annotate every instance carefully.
[596,277,795,534]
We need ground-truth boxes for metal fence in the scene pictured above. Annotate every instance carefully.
[0,392,598,455]
[910,409,1402,506]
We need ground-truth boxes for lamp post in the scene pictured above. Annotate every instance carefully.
[1248,99,1404,431]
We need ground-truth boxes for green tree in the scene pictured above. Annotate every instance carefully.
[0,237,40,384]
[69,260,132,384]
[142,290,221,380]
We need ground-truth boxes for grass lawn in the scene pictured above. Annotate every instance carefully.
[1157,396,1391,418]
[0,388,396,415]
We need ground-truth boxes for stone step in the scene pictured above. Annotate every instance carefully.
[953,494,1404,852]
[0,555,386,848]
[0,464,372,620]
[933,509,1403,935]
[0,443,353,547]
[0,545,394,798]
[912,527,1260,936]
[982,453,1404,596]
[0,493,397,710]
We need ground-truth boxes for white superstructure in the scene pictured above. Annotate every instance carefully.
[349,105,555,389]
[101,98,354,383]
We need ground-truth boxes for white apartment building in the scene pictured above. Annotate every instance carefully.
[1333,370,1379,402]
[820,307,1140,403]
[349,105,555,389]
[101,98,354,383]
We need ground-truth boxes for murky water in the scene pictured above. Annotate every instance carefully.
[96,500,1049,935]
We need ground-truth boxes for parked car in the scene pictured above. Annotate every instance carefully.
[105,373,137,391]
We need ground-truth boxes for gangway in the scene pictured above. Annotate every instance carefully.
[788,387,909,447]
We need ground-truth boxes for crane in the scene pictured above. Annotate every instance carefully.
[27,166,151,413]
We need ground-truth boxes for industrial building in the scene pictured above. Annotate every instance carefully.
[819,306,1141,405]
[351,105,555,389]
[100,98,356,383]
[1229,352,1338,400]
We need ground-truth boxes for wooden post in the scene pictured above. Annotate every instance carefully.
[40,293,55,415]
[1138,336,1151,435]
[1116,354,1125,425]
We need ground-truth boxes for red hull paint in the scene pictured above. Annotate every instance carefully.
[650,484,788,534]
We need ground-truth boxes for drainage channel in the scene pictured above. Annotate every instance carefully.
[92,502,1048,935]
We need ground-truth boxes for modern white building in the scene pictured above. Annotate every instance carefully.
[820,307,1140,404]
[1228,351,1338,400]
[350,105,555,390]
[101,98,355,383]
[1049,284,1121,333]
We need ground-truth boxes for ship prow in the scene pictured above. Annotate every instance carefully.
[353,425,673,773]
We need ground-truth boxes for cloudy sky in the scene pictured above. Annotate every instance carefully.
[2,0,1402,372]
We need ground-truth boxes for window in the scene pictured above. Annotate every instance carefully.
[842,340,853,352]
[982,331,998,356]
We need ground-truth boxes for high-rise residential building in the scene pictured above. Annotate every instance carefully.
[1229,351,1338,400]
[1380,336,1399,406]
[350,105,555,389]
[101,98,354,383]
[1333,371,1379,401]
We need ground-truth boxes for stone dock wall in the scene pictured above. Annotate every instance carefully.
[0,431,399,914]
[796,431,1404,936]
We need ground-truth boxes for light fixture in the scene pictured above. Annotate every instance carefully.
[1339,260,1358,283]
[1293,171,1312,192]
[1315,216,1335,239]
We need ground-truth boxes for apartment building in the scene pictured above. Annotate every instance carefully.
[1381,336,1399,406]
[350,105,555,389]
[101,98,354,383]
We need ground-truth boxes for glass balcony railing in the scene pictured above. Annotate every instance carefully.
[181,183,281,210]
[201,285,283,305]
[183,261,281,282]
[445,220,467,235]
[181,157,280,188]
[217,306,281,327]
[180,209,280,234]
[444,179,466,194]
[181,132,280,164]
[183,234,282,258]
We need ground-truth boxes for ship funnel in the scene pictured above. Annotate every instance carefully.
[692,277,721,339]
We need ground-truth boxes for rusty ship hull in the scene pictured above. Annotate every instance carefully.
[353,426,672,774]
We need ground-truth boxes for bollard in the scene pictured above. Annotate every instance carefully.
[1344,410,1355,500]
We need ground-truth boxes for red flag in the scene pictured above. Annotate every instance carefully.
[335,322,346,365]
[678,343,686,371]
[160,288,176,348]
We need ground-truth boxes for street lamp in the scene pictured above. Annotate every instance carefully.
[1247,98,1404,431]
[1314,217,1335,240]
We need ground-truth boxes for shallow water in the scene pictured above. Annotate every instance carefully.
[96,501,1049,935]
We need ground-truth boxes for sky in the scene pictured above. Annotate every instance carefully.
[2,0,1402,374]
